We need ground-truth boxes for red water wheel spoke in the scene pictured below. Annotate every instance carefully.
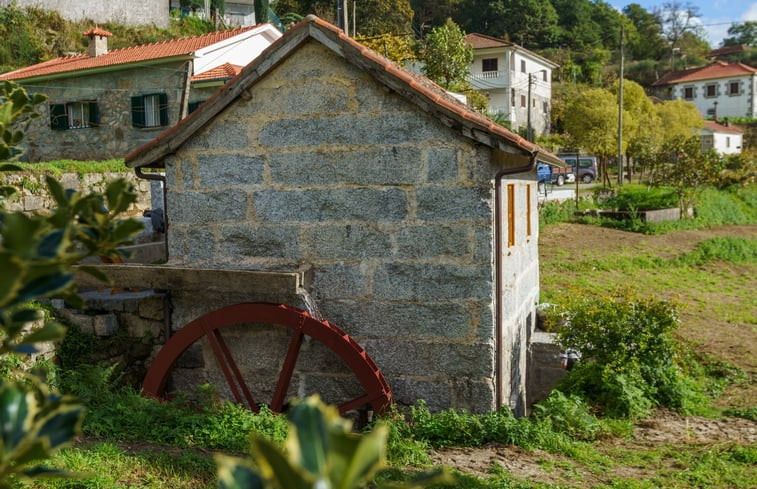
[142,303,392,415]
[271,325,305,412]
[203,323,258,412]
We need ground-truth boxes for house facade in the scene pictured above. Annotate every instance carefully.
[126,16,565,414]
[651,61,757,119]
[701,120,743,154]
[1,0,171,27]
[465,33,558,139]
[0,24,281,161]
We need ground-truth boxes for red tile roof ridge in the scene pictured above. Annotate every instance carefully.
[83,26,113,37]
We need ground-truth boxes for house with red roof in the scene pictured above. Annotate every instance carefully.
[0,23,280,161]
[651,61,757,120]
[465,33,558,140]
[701,120,743,155]
[125,15,565,415]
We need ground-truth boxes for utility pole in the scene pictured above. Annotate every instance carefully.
[343,0,349,36]
[617,24,625,186]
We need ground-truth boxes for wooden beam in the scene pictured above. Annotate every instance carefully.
[72,264,311,295]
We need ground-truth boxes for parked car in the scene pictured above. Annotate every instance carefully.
[537,162,574,186]
[558,155,598,183]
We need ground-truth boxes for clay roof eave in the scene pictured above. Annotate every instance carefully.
[126,16,563,170]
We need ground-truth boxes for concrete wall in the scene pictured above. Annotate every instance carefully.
[3,1,170,28]
[160,40,540,413]
[18,61,188,162]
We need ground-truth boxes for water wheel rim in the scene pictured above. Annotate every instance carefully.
[142,302,392,415]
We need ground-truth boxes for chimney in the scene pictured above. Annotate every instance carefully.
[82,26,112,57]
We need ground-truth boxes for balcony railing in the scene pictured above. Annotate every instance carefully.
[469,70,504,81]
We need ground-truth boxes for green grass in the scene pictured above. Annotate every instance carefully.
[12,159,130,175]
[26,441,217,489]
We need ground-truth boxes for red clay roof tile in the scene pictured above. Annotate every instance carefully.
[192,63,243,82]
[0,25,261,81]
[652,61,757,86]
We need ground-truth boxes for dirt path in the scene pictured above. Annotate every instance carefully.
[431,411,757,486]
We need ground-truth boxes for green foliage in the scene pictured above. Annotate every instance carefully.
[723,407,757,421]
[0,81,47,162]
[677,237,757,265]
[555,292,694,418]
[356,33,416,64]
[216,395,452,489]
[723,21,757,47]
[0,81,143,487]
[0,379,83,487]
[60,364,288,452]
[602,185,678,211]
[531,391,602,441]
[419,18,472,90]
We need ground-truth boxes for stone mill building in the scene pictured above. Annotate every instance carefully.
[126,16,564,415]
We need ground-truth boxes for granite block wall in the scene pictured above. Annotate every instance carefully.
[161,40,540,413]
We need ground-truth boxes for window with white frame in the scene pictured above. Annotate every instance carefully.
[520,59,526,73]
[705,84,717,97]
[729,81,740,95]
[50,101,98,130]
[482,58,498,72]
[683,86,694,99]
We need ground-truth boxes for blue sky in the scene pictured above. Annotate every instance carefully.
[607,1,757,47]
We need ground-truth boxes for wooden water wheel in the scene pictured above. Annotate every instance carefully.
[142,303,392,415]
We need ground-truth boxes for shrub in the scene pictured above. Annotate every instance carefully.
[531,390,602,440]
[602,185,678,211]
[555,292,693,418]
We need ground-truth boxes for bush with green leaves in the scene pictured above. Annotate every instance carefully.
[554,292,693,418]
[0,80,143,486]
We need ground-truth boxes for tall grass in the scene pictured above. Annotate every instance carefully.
[12,159,130,175]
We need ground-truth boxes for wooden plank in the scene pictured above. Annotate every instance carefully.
[72,264,310,295]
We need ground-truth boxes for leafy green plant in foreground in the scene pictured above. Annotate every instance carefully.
[0,80,143,486]
[216,395,452,489]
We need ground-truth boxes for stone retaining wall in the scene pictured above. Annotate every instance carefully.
[0,171,152,216]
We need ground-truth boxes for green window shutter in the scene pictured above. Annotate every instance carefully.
[158,93,169,126]
[188,100,203,113]
[131,95,145,128]
[50,103,67,131]
[88,101,99,126]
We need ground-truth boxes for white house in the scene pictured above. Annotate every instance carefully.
[465,33,558,139]
[651,61,757,119]
[170,1,257,27]
[701,121,743,155]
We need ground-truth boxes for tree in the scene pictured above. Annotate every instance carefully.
[355,0,414,36]
[0,81,143,485]
[611,79,661,182]
[419,18,472,90]
[723,21,757,47]
[357,32,416,64]
[655,1,709,67]
[623,3,667,60]
[655,98,703,142]
[410,0,460,38]
[563,86,620,186]
[652,135,723,213]
[454,0,559,48]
